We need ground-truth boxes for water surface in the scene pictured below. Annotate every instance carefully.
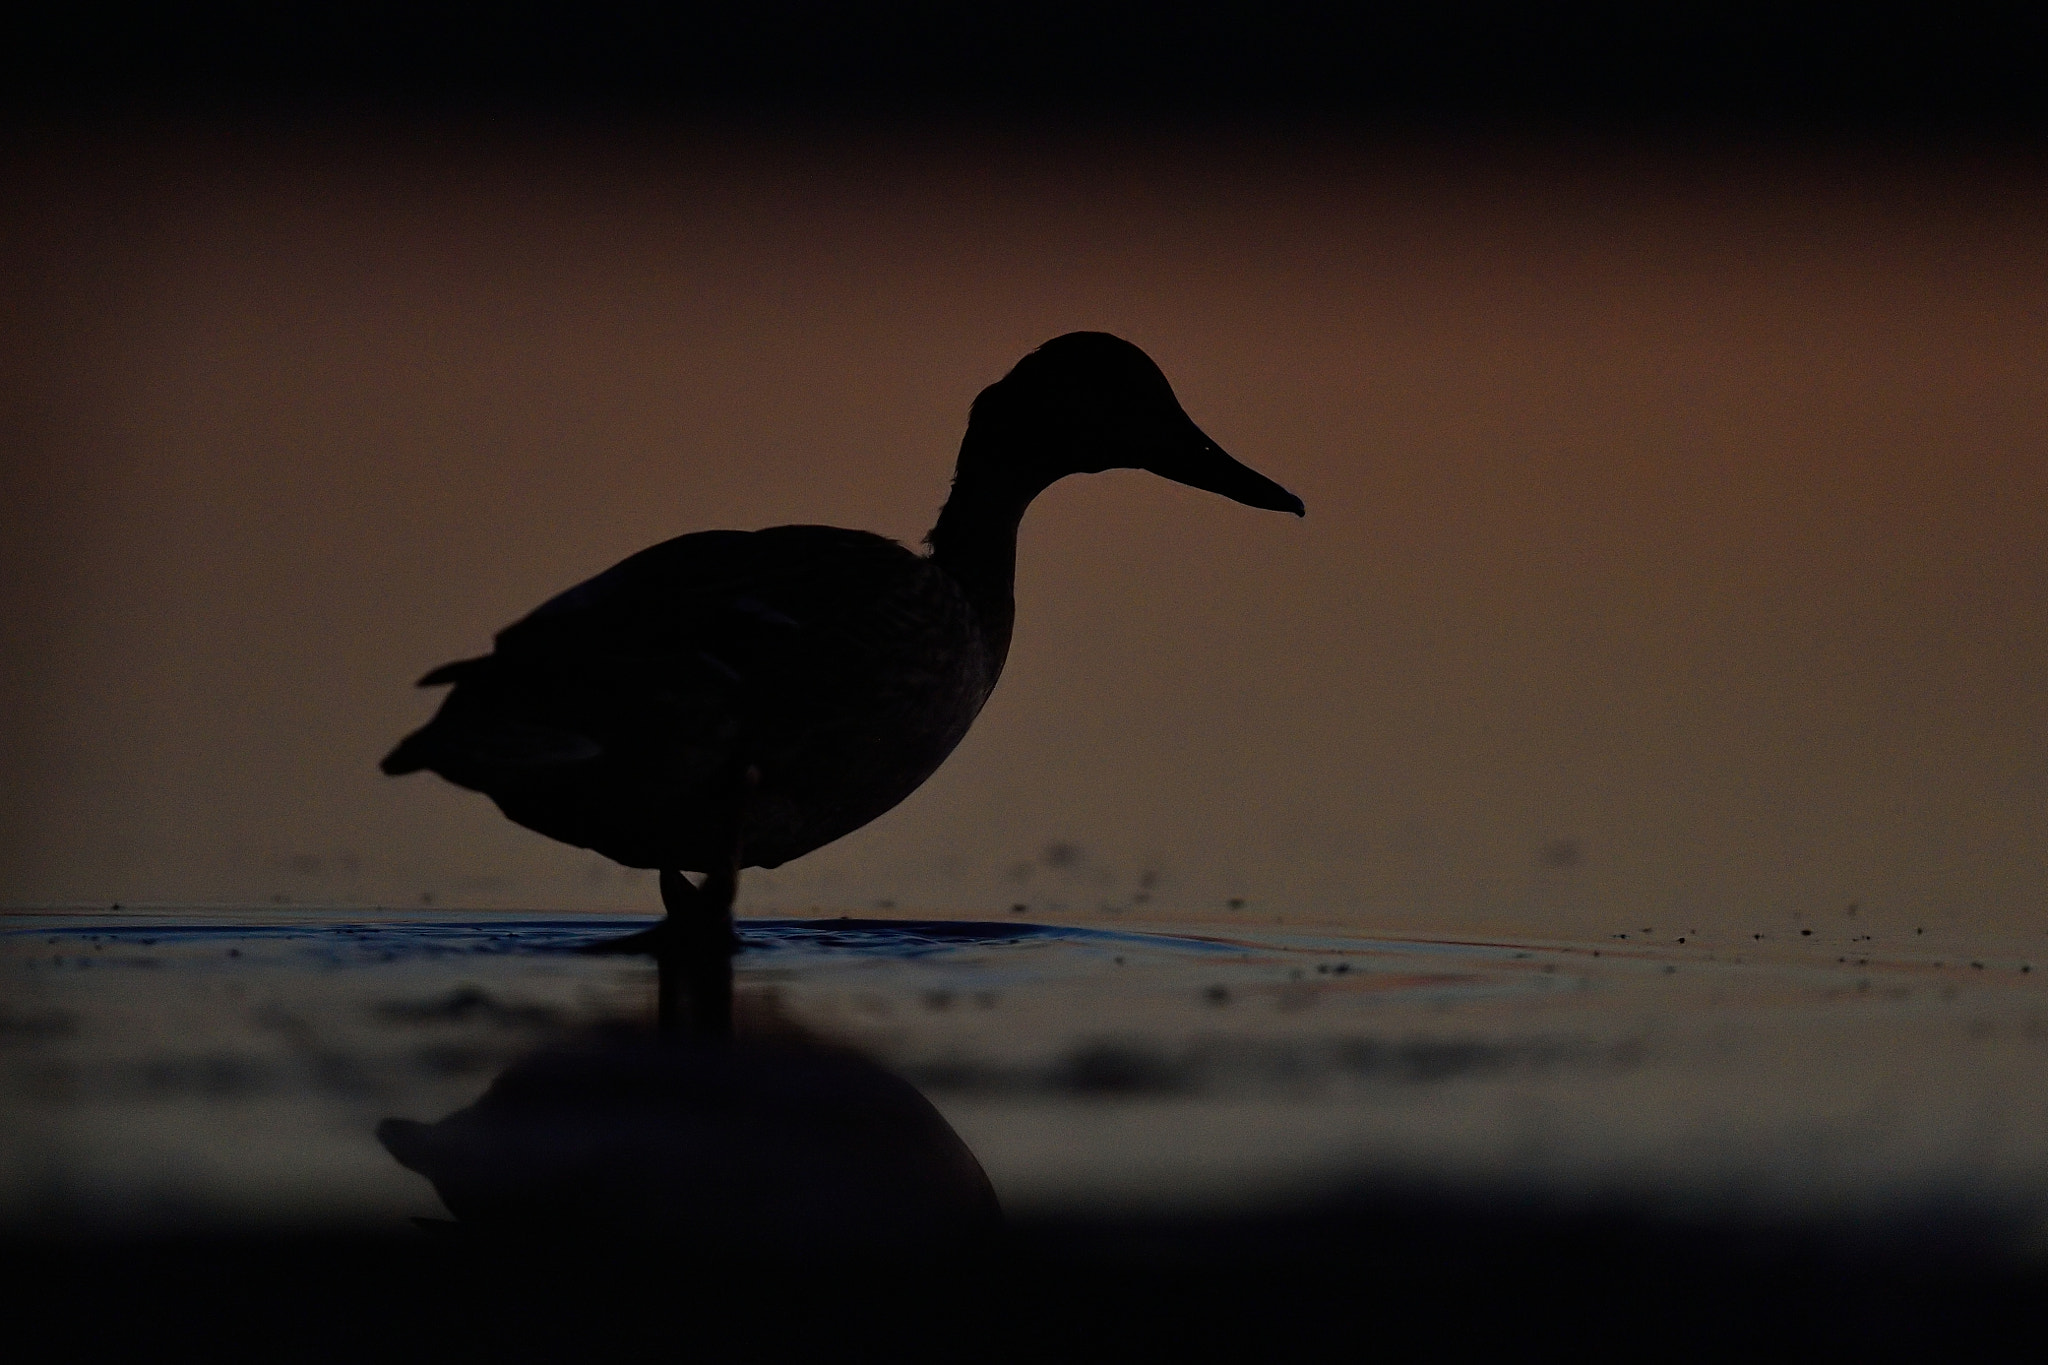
[5,908,2044,1254]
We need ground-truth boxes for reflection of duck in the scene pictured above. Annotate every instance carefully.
[381,333,1301,947]
[381,939,998,1249]
[378,1028,999,1252]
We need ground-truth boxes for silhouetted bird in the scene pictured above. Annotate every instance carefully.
[382,332,1302,944]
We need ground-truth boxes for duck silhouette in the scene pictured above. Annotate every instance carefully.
[382,332,1302,957]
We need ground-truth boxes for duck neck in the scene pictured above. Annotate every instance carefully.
[924,428,1053,674]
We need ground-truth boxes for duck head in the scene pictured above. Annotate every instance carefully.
[957,332,1305,517]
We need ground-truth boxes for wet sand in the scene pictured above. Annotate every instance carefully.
[5,907,2045,1353]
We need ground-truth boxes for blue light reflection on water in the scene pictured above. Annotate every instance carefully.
[4,914,1549,1011]
[9,916,1238,955]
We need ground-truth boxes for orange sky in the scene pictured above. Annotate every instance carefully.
[4,125,2046,939]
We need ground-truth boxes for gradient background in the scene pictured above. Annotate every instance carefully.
[5,9,2047,940]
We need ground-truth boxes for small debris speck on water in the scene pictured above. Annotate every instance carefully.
[1226,898,1246,910]
[1801,930,1812,937]
[1204,985,1230,1005]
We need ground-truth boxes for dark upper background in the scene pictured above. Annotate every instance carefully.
[9,3,2048,135]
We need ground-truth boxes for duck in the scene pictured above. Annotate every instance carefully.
[382,332,1302,965]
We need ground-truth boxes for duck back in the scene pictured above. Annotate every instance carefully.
[383,526,998,871]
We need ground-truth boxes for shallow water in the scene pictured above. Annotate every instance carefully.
[4,908,2046,1255]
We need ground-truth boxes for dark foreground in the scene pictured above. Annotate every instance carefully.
[9,1196,2040,1361]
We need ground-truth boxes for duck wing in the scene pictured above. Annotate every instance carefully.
[382,526,978,869]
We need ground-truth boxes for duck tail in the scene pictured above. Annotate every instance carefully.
[417,655,489,687]
[380,728,438,776]
[383,656,489,774]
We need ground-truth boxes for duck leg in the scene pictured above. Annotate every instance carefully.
[580,765,755,1038]
[657,763,757,1036]
[579,872,734,1029]
[648,872,725,1036]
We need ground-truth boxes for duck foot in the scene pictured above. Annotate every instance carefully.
[577,869,740,957]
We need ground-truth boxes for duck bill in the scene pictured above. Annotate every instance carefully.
[1157,426,1305,516]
